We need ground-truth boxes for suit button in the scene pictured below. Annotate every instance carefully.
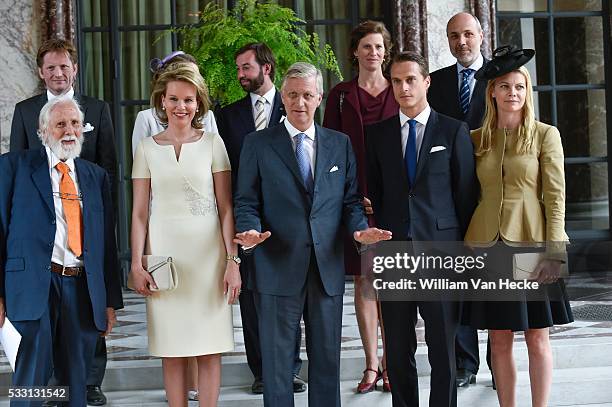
[51,219,56,224]
[409,194,415,198]
[48,242,53,248]
[46,265,51,271]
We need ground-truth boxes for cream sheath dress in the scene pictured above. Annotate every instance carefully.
[132,132,234,357]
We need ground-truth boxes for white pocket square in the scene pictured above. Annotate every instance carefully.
[83,123,95,132]
[279,115,286,123]
[430,145,446,153]
[329,165,339,173]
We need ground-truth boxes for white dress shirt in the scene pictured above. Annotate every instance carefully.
[47,87,75,102]
[399,105,431,162]
[250,87,276,128]
[45,146,84,267]
[456,53,484,100]
[285,119,316,177]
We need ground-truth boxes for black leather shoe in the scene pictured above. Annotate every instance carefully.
[41,401,59,407]
[251,377,264,394]
[293,374,307,393]
[456,369,476,387]
[86,385,107,406]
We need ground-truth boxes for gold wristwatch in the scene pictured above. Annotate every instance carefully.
[226,254,241,265]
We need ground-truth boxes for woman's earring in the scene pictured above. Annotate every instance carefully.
[162,105,166,110]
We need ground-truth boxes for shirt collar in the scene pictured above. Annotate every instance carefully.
[250,87,276,107]
[284,118,316,141]
[45,145,76,173]
[47,87,75,102]
[456,53,484,74]
[399,104,431,128]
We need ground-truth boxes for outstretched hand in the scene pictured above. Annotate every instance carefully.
[353,228,392,245]
[234,230,272,248]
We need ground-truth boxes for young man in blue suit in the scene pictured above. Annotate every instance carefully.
[0,96,123,407]
[234,62,391,407]
[216,43,306,395]
[365,52,478,407]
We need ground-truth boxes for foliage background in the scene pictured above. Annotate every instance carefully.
[176,0,342,106]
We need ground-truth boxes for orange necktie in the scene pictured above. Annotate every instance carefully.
[56,162,83,257]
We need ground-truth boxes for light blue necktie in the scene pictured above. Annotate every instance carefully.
[404,119,417,188]
[295,133,314,194]
[459,68,474,115]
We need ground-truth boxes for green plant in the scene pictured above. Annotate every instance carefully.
[175,0,342,106]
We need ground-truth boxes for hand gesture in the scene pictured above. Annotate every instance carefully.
[224,262,242,304]
[353,228,392,245]
[234,230,271,248]
[129,263,158,296]
[535,259,563,284]
[103,307,117,336]
[362,197,373,215]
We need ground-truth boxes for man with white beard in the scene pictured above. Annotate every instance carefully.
[0,96,123,407]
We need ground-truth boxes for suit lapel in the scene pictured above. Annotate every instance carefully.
[237,95,255,134]
[313,125,333,187]
[446,66,462,118]
[269,90,285,125]
[269,125,307,194]
[31,148,54,216]
[74,93,89,116]
[387,117,410,189]
[414,110,438,183]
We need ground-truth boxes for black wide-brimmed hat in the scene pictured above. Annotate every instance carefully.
[475,45,535,80]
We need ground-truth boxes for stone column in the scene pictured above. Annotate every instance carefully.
[391,0,428,58]
[469,0,496,58]
[40,0,76,42]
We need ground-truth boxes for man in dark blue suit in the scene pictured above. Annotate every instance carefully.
[0,96,123,407]
[234,62,391,407]
[427,12,489,387]
[9,39,117,405]
[216,43,305,395]
[365,52,478,407]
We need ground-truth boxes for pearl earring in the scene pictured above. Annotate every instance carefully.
[162,105,166,110]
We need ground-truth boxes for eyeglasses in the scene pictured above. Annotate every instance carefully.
[52,191,83,201]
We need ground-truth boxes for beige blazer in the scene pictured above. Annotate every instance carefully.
[465,121,568,258]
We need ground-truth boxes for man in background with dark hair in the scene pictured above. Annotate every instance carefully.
[216,42,306,395]
[9,38,117,406]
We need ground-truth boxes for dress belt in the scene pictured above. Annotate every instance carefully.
[50,262,84,277]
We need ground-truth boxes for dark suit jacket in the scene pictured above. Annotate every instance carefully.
[234,123,368,297]
[216,91,285,190]
[0,148,123,331]
[428,62,488,130]
[365,110,478,241]
[10,93,117,190]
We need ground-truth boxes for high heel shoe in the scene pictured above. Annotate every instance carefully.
[357,368,382,393]
[381,369,391,392]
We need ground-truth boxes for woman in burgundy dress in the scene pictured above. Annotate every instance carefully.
[323,20,398,393]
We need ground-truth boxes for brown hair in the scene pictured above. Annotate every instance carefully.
[234,42,276,80]
[349,20,393,69]
[390,52,429,78]
[37,38,78,68]
[150,64,211,129]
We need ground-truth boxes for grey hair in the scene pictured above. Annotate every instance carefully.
[281,62,324,95]
[37,95,84,141]
[447,12,483,34]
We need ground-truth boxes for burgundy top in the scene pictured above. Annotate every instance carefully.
[358,85,394,126]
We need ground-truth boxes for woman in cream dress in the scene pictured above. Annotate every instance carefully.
[130,64,241,406]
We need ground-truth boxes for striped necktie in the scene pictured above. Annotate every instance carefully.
[459,68,474,115]
[254,97,266,130]
[295,133,314,194]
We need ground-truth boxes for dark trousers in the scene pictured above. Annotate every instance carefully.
[255,255,343,407]
[11,273,99,407]
[456,301,492,375]
[381,300,459,407]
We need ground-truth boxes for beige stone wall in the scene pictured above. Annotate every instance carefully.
[427,0,469,72]
[0,0,40,153]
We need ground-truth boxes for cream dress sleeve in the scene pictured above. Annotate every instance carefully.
[132,138,151,179]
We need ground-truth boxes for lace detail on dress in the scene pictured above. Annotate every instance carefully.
[182,177,215,216]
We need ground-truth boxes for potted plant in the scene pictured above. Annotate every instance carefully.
[176,0,342,106]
